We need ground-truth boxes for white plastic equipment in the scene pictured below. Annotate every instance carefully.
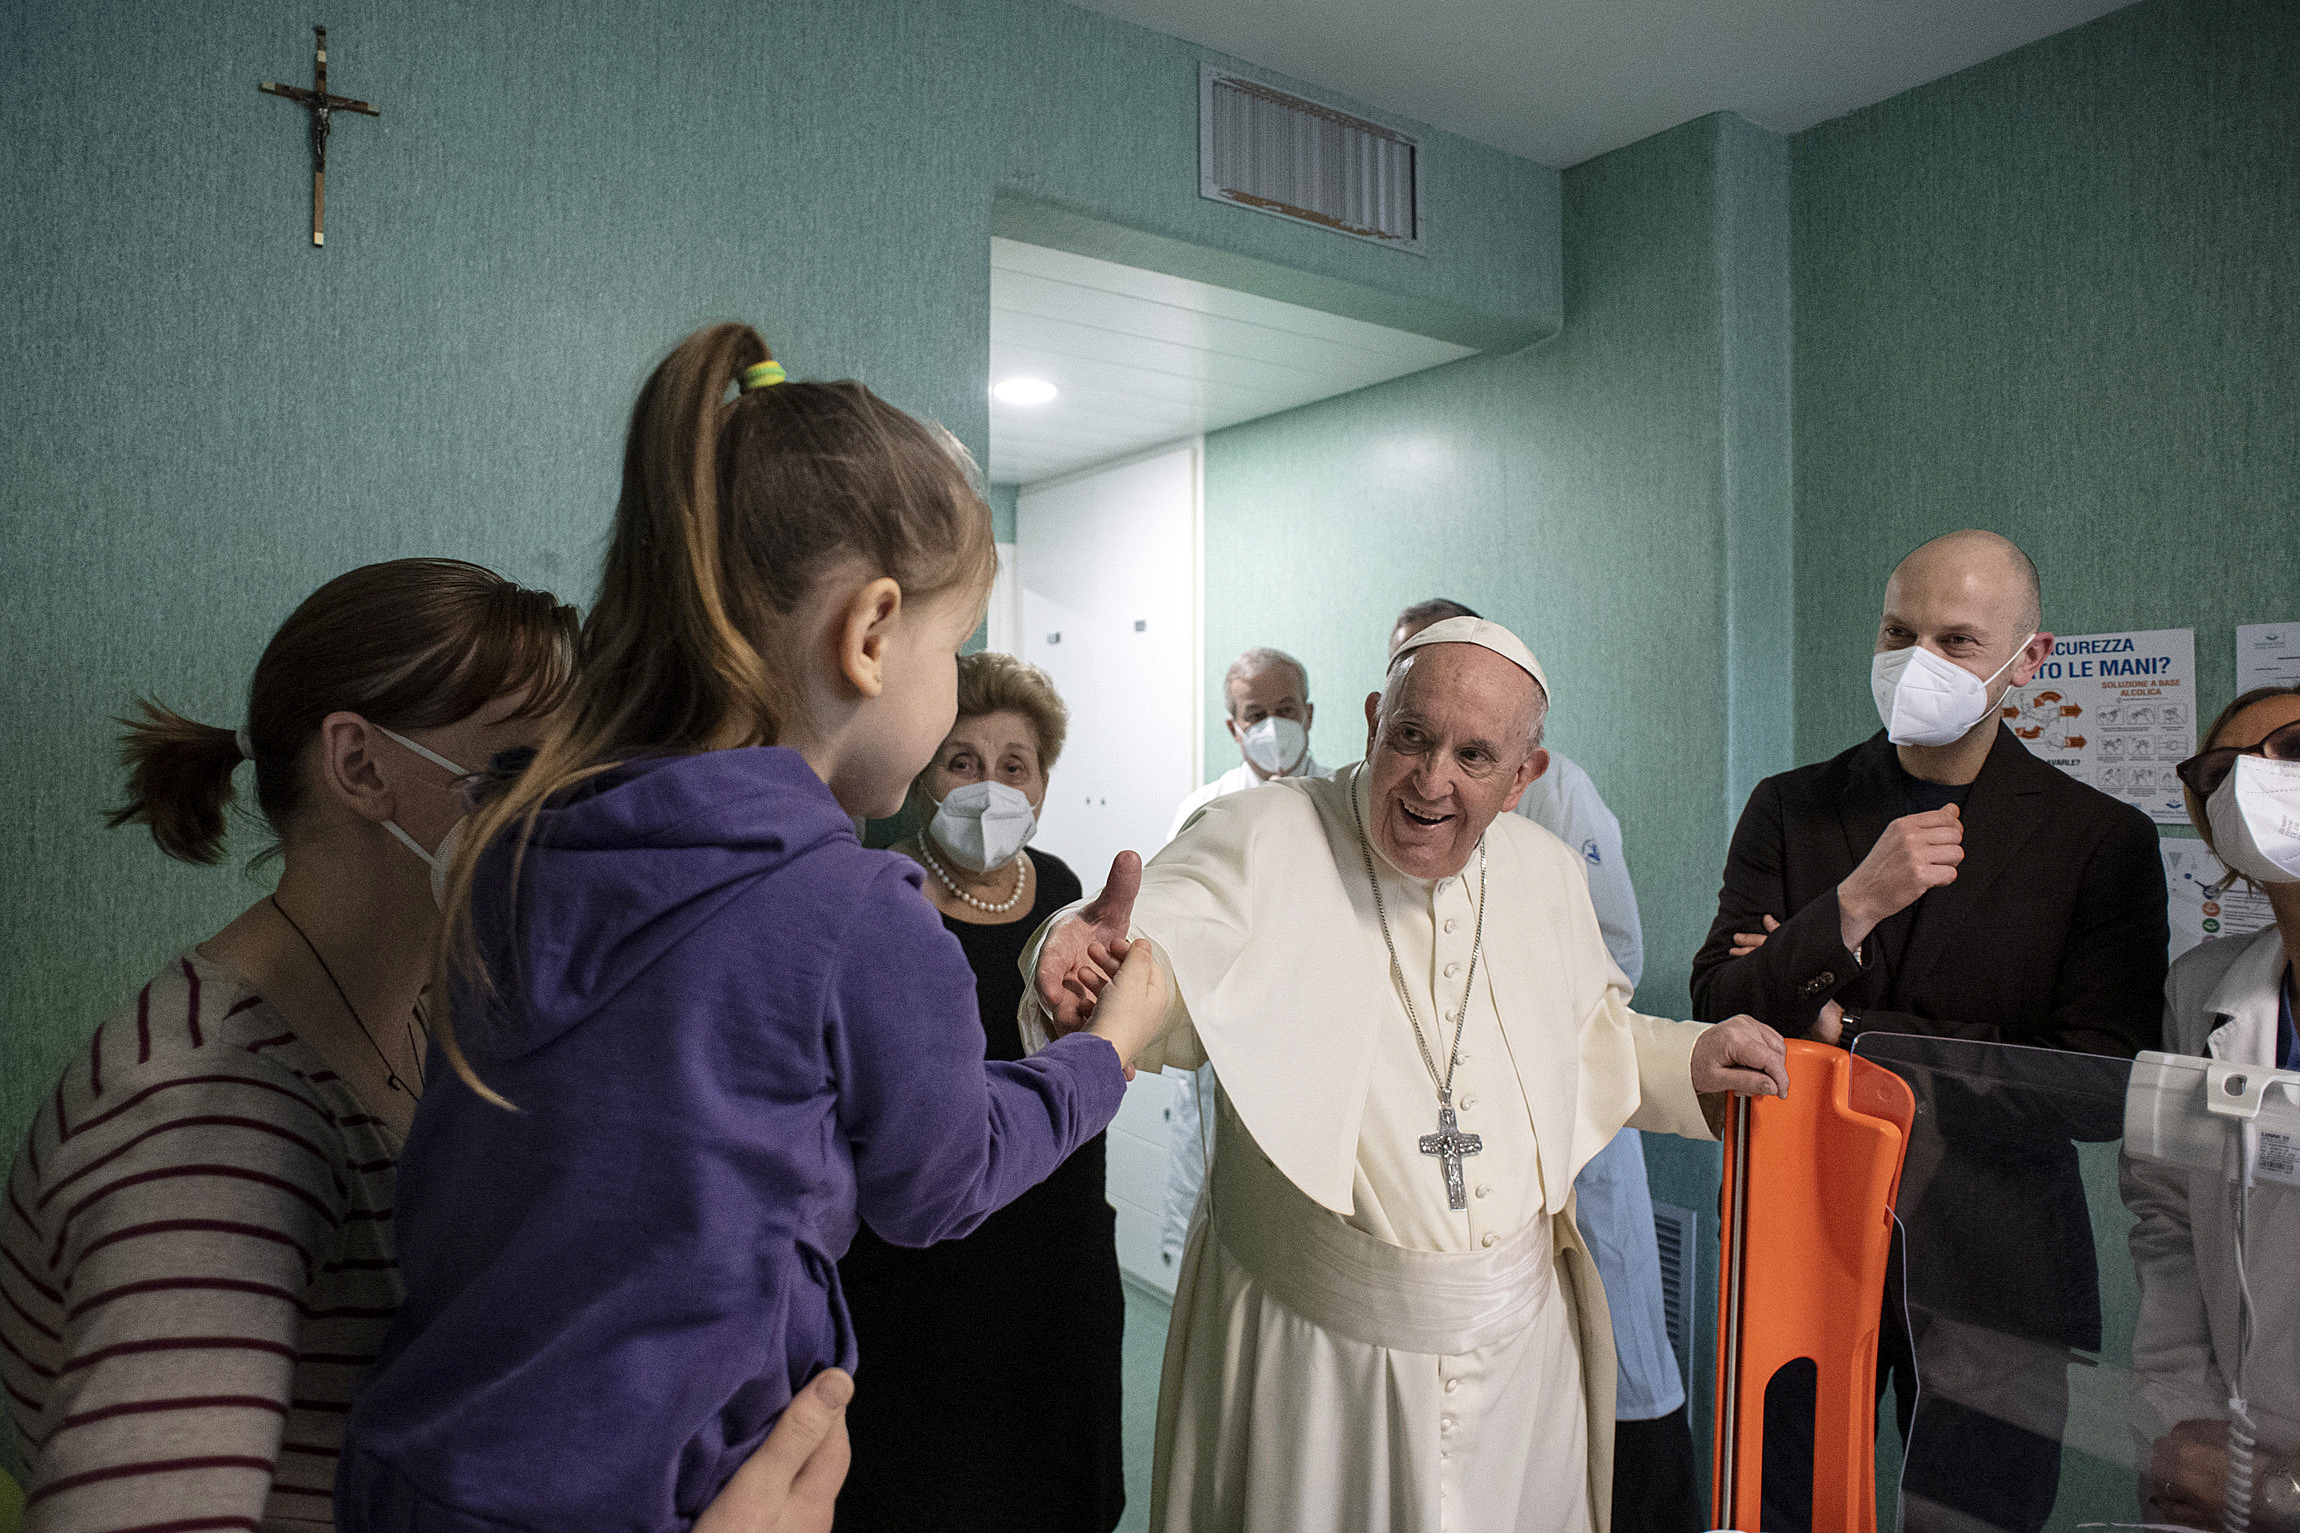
[2125,1050,2300,1533]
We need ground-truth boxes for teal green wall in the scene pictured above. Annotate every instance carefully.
[987,482,1020,544]
[1791,0,2300,766]
[0,1,1559,1195]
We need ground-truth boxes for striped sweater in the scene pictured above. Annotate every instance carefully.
[2,952,401,1532]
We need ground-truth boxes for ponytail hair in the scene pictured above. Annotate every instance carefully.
[109,704,247,864]
[109,559,580,866]
[436,322,996,1103]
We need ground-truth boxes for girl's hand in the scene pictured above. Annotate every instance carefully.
[1085,939,1170,1078]
[693,1369,854,1533]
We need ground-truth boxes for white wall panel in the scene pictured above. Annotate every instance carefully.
[1017,444,1200,894]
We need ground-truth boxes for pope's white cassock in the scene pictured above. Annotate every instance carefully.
[1021,620,1719,1533]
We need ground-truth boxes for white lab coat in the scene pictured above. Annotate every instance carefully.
[2122,923,2300,1460]
[1515,752,1681,1422]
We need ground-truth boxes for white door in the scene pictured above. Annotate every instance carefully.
[1017,442,1201,1296]
[1017,443,1201,896]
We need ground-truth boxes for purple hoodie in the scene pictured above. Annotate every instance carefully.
[337,748,1125,1532]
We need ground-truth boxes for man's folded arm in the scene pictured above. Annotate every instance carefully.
[1831,814,2166,1057]
[1690,778,1860,1034]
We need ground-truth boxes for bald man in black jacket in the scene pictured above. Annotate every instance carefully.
[1692,532,2166,1533]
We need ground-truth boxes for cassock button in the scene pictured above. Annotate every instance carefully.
[1460,1094,1477,1110]
[1475,1184,1490,1199]
[1444,962,1461,978]
[1444,918,1459,934]
[1441,1416,1456,1431]
[1481,1232,1499,1248]
[1444,1378,1459,1394]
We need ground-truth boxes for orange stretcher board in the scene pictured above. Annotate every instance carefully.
[1713,1039,1915,1533]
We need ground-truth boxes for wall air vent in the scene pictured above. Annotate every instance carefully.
[1200,65,1423,254]
[1651,1199,1700,1388]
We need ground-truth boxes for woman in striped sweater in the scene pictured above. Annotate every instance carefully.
[1,559,580,1532]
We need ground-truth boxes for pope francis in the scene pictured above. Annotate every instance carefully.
[1027,617,1787,1533]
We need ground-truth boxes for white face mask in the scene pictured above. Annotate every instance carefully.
[1870,637,2033,747]
[1241,716,1309,777]
[2206,755,2300,886]
[928,780,1038,873]
[375,726,474,910]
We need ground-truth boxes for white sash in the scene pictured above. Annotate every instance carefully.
[1207,1093,1556,1357]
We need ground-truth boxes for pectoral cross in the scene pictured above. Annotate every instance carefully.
[1419,1090,1484,1212]
[260,26,380,246]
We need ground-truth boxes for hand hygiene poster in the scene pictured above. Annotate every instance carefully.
[2002,628,2195,825]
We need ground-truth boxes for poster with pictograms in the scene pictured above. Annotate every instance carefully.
[2002,628,2195,825]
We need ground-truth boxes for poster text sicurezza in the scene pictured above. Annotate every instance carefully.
[2002,628,2195,825]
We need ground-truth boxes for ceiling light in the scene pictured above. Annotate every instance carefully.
[992,377,1058,405]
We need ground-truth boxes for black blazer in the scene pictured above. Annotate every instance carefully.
[1691,724,2166,1058]
[1690,725,2168,1347]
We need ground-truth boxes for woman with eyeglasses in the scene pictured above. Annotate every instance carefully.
[2124,683,2300,1533]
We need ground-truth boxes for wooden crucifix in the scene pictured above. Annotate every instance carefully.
[260,26,379,246]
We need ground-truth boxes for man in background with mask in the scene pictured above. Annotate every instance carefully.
[1159,648,1334,1275]
[1168,647,1329,838]
[1692,528,2167,1533]
[1393,601,1700,1533]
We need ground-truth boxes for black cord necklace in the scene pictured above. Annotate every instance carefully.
[268,894,426,1099]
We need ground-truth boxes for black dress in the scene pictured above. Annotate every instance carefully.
[834,848,1127,1533]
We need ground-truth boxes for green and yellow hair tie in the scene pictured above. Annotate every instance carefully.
[740,359,788,392]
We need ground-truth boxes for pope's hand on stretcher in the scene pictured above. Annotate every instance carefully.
[1690,1014,1790,1101]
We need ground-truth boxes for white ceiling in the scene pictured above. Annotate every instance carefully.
[988,236,1475,485]
[1067,0,2138,167]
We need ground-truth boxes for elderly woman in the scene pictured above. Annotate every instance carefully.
[834,652,1125,1533]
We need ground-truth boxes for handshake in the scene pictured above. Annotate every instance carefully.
[1029,851,1171,1076]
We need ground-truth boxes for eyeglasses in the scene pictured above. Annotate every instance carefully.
[2174,718,2300,799]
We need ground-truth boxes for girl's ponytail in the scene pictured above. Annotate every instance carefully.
[108,700,247,865]
[599,321,785,749]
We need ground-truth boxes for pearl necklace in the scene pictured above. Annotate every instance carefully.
[917,839,1030,914]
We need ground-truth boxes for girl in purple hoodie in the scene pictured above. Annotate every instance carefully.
[338,324,1165,1532]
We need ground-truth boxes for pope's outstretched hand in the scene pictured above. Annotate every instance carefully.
[1032,852,1167,1075]
[1690,1014,1790,1101]
[1035,851,1143,1033]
